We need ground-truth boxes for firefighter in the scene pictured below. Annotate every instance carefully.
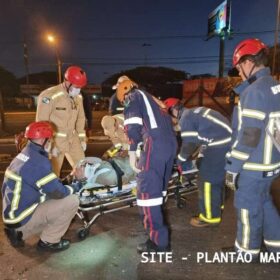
[109,75,129,115]
[115,77,177,253]
[2,121,80,252]
[101,114,130,158]
[36,66,87,176]
[224,38,280,260]
[164,98,232,227]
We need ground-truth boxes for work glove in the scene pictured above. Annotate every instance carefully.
[51,147,60,157]
[128,151,141,173]
[81,141,87,152]
[225,171,239,191]
[69,181,84,193]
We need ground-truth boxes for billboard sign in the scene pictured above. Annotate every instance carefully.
[207,0,231,38]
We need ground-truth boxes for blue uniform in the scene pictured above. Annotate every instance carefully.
[124,88,177,248]
[2,142,74,228]
[178,107,232,224]
[225,67,280,256]
[109,93,124,115]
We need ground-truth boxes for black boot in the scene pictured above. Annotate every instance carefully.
[37,239,70,252]
[137,239,170,254]
[4,227,24,248]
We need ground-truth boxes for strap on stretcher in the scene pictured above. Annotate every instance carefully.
[107,159,124,190]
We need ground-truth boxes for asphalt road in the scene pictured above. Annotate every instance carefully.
[0,111,280,279]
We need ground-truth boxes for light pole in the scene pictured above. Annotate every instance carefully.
[47,34,62,83]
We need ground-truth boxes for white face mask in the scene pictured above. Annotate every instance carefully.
[69,87,81,97]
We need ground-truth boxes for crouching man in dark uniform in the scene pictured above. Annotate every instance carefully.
[2,121,79,252]
[114,77,177,254]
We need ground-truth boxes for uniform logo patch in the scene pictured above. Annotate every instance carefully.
[271,85,280,95]
[42,97,50,104]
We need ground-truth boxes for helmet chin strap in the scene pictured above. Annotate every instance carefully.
[239,61,256,81]
[42,138,49,148]
[63,81,72,93]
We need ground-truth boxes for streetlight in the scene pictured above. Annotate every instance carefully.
[46,34,62,83]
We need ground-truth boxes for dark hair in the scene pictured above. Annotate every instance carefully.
[239,49,269,66]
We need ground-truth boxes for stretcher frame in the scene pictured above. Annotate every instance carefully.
[75,172,198,240]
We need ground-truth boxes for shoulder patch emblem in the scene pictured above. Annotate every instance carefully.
[42,97,50,104]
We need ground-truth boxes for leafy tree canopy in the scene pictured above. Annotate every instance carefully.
[103,66,187,88]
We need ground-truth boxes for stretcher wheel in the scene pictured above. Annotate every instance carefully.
[77,227,90,240]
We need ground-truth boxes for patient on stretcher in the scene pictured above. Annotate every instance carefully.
[72,156,136,189]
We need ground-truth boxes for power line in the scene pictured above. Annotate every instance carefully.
[0,29,278,44]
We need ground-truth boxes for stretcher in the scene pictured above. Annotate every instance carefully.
[75,170,198,240]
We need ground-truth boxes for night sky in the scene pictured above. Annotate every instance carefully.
[0,0,278,83]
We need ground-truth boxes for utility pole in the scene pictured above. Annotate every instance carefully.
[218,31,225,78]
[272,0,280,75]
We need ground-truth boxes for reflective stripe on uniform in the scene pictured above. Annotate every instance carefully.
[242,108,266,120]
[204,182,212,219]
[78,132,86,137]
[241,209,250,249]
[243,161,280,171]
[3,203,38,224]
[235,240,260,255]
[138,90,158,129]
[237,102,242,131]
[264,239,280,247]
[231,149,250,160]
[270,111,280,118]
[203,108,211,117]
[55,132,67,137]
[124,117,143,126]
[51,91,64,100]
[205,114,232,133]
[162,190,167,196]
[181,131,198,138]
[208,137,232,147]
[199,214,221,224]
[264,118,274,164]
[178,154,187,161]
[137,197,163,206]
[36,173,57,188]
[5,170,22,219]
[64,185,74,194]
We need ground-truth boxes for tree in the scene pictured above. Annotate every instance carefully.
[18,71,57,85]
[0,66,20,97]
[102,66,187,99]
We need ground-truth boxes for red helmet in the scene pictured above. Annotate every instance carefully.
[164,98,181,110]
[64,66,87,88]
[232,38,268,67]
[25,121,53,139]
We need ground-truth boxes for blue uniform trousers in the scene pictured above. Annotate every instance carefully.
[234,174,280,256]
[136,136,177,248]
[197,145,229,223]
